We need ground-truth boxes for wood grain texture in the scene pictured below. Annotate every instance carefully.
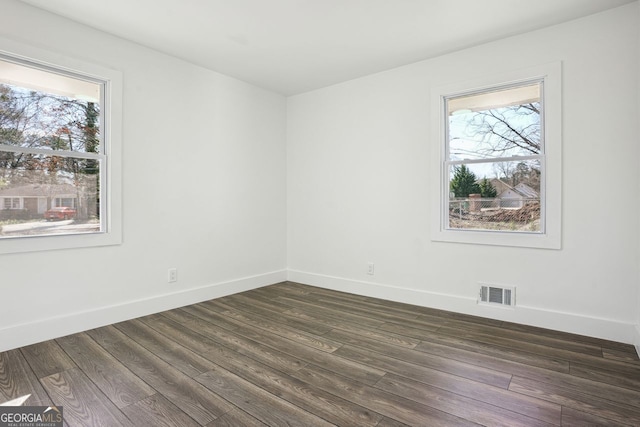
[193,303,343,353]
[196,367,334,427]
[192,334,383,426]
[113,318,217,378]
[40,367,132,427]
[335,344,560,424]
[20,340,75,378]
[509,375,640,426]
[291,364,478,426]
[0,349,54,406]
[121,394,200,427]
[56,332,155,408]
[375,373,556,427]
[205,408,266,427]
[1,281,638,426]
[86,325,232,426]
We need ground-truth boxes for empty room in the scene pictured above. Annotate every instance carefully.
[0,0,639,425]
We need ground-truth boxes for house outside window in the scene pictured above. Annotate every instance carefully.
[431,63,561,249]
[0,38,122,254]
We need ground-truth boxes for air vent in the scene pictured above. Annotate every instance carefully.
[479,284,515,307]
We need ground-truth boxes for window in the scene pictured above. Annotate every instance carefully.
[0,38,121,254]
[431,63,561,249]
[3,197,19,209]
[55,198,77,208]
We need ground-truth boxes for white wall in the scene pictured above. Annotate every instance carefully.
[1,1,638,352]
[288,3,640,344]
[0,0,287,351]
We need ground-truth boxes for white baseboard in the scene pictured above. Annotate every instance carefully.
[288,270,638,346]
[0,270,287,353]
[3,268,636,355]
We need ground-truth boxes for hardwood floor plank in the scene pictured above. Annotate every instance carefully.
[281,287,428,324]
[86,325,233,425]
[225,293,291,314]
[305,294,422,324]
[375,373,556,427]
[291,364,479,426]
[159,309,306,373]
[326,328,513,389]
[282,308,422,349]
[197,339,383,426]
[113,319,217,378]
[602,341,640,355]
[40,367,132,427]
[276,296,387,328]
[334,344,560,425]
[231,291,295,312]
[439,321,603,357]
[204,298,334,336]
[500,321,632,351]
[20,340,75,378]
[0,349,54,406]
[415,339,640,408]
[603,347,640,364]
[166,306,241,333]
[570,362,640,393]
[380,322,570,373]
[198,304,343,353]
[374,417,412,427]
[205,408,266,427]
[138,313,228,355]
[267,282,317,296]
[509,375,640,426]
[181,303,386,386]
[284,306,389,335]
[560,406,633,427]
[196,367,335,427]
[436,324,640,377]
[56,332,155,408]
[121,393,200,427]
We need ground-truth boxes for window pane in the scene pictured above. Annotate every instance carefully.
[0,157,100,238]
[0,58,101,154]
[448,160,541,233]
[447,82,541,160]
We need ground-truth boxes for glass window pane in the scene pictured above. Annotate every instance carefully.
[0,156,100,238]
[447,160,541,233]
[447,82,541,160]
[0,58,101,154]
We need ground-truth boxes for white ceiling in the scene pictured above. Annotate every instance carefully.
[18,0,635,95]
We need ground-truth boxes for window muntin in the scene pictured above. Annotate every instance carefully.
[444,81,544,234]
[3,197,19,209]
[0,56,104,238]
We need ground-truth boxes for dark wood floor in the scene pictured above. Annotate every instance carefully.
[1,282,639,426]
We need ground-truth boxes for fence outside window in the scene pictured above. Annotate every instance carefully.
[448,196,540,232]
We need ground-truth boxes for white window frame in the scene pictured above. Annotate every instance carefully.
[430,62,561,249]
[0,38,122,254]
[3,197,20,209]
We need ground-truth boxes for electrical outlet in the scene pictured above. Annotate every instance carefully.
[168,268,177,283]
[367,262,375,275]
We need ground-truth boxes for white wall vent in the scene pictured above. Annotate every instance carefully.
[478,284,515,307]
